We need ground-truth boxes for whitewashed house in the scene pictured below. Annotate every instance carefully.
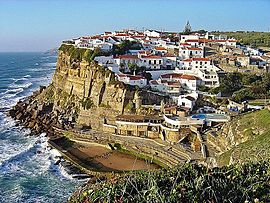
[144,29,161,38]
[117,74,147,88]
[180,34,199,43]
[179,47,204,59]
[139,55,164,70]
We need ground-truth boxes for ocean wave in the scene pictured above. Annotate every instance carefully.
[12,77,28,82]
[9,82,33,89]
[0,88,24,99]
[43,62,56,67]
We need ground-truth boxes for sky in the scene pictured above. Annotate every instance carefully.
[0,0,269,52]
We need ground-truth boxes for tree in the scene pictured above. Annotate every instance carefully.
[183,21,192,34]
[128,63,139,74]
[82,49,93,62]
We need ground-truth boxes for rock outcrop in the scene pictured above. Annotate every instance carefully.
[8,47,168,135]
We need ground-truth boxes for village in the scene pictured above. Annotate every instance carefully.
[60,25,270,162]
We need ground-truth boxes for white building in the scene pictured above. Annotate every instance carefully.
[178,95,196,110]
[179,47,204,59]
[117,74,147,88]
[150,80,180,96]
[139,55,164,70]
[180,58,211,70]
[178,92,198,110]
[196,69,219,87]
[114,55,139,67]
[160,73,200,91]
[180,34,199,43]
[94,56,114,65]
[154,46,168,55]
[144,29,161,38]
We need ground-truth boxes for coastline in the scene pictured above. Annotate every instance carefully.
[48,136,160,175]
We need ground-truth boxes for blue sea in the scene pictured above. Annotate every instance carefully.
[0,53,79,203]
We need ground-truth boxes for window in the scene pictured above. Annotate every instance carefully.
[159,60,162,64]
[154,60,156,64]
[205,62,207,64]
[149,60,151,64]
[183,51,185,54]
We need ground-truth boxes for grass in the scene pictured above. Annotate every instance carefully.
[218,109,270,165]
[117,147,167,169]
[68,161,270,203]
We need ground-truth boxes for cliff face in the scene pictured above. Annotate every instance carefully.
[9,48,167,134]
[52,50,167,129]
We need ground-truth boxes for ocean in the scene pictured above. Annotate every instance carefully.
[0,53,79,203]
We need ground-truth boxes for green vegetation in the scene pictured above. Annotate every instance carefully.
[81,97,94,110]
[58,44,106,63]
[219,109,270,165]
[99,103,111,109]
[58,137,75,148]
[211,31,270,47]
[112,40,142,55]
[68,162,270,203]
[211,72,270,102]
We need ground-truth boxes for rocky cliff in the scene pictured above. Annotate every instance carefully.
[8,46,168,134]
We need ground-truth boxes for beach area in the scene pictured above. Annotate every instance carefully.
[51,137,159,172]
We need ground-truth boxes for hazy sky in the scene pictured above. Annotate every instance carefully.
[0,0,269,52]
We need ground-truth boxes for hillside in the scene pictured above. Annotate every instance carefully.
[68,162,270,202]
[206,109,270,165]
[210,31,270,48]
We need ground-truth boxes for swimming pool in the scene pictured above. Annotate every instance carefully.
[191,114,229,122]
[191,114,206,120]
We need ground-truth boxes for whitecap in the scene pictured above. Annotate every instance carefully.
[43,62,56,67]
[9,82,33,89]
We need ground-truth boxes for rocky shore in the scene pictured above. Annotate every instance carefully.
[7,85,76,137]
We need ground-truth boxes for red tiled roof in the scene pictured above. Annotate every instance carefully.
[167,81,180,86]
[180,42,191,46]
[115,55,138,59]
[192,57,210,61]
[183,58,210,62]
[161,73,183,79]
[142,55,162,59]
[185,96,196,101]
[117,74,145,80]
[150,80,159,85]
[185,39,199,43]
[115,34,129,37]
[155,47,167,51]
[186,47,203,51]
[181,74,199,80]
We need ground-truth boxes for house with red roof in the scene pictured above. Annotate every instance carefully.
[181,57,212,69]
[116,74,147,88]
[139,55,164,70]
[179,47,204,59]
[178,93,198,110]
[154,46,168,55]
[180,34,200,43]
